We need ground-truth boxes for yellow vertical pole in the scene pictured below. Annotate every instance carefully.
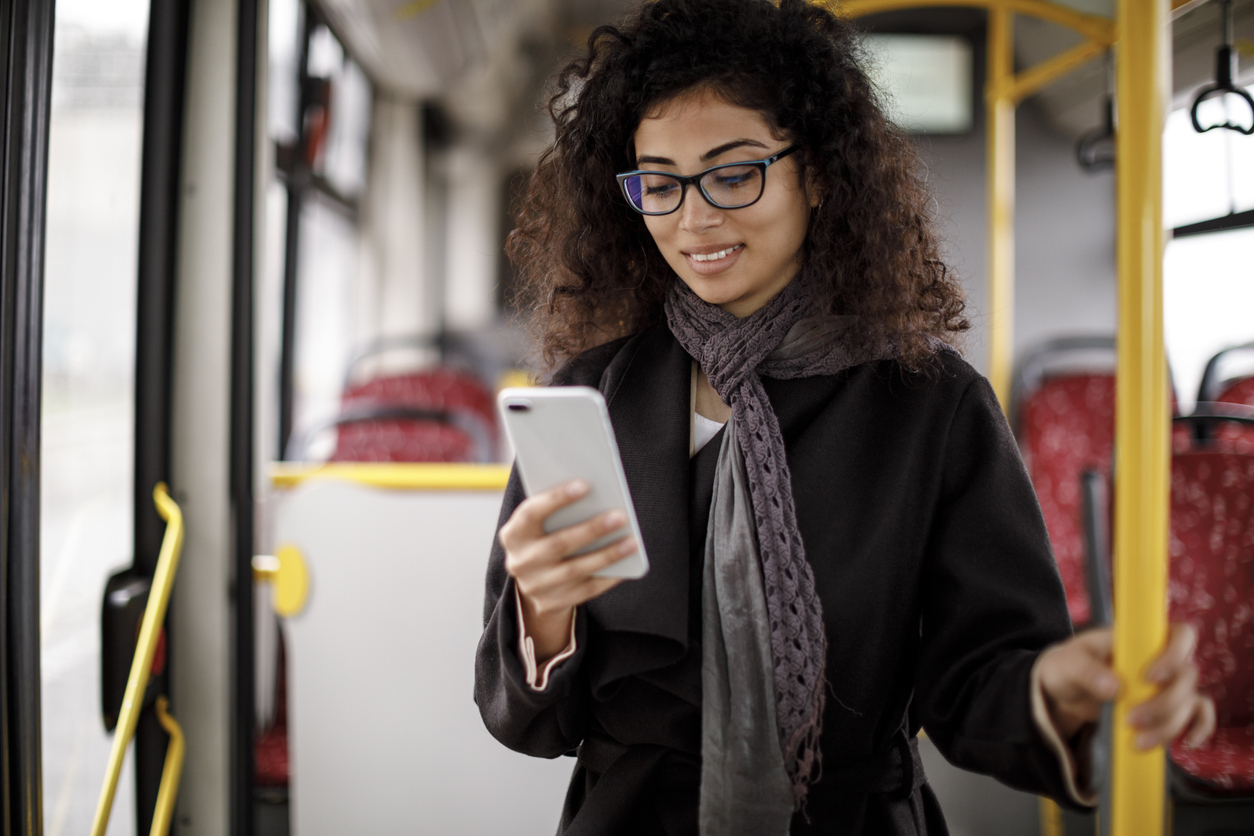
[986,5,1016,407]
[1112,0,1170,831]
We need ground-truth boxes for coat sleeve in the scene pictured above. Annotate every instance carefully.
[912,374,1089,806]
[473,464,591,759]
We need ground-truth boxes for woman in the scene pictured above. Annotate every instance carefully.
[474,1,1214,833]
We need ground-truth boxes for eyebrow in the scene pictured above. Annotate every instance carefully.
[635,138,771,168]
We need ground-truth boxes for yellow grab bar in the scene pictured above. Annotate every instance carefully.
[1110,0,1170,832]
[270,461,511,491]
[150,696,186,836]
[90,483,187,836]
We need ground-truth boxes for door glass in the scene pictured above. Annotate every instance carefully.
[41,0,150,833]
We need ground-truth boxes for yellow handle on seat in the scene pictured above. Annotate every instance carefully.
[254,544,311,617]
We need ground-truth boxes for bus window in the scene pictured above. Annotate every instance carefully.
[40,0,151,833]
[1163,96,1254,412]
[1164,90,1254,228]
[265,7,375,462]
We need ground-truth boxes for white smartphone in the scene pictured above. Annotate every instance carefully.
[497,386,649,579]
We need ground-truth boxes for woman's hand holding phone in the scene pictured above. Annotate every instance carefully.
[499,478,639,663]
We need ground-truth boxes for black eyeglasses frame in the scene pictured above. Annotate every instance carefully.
[615,144,801,216]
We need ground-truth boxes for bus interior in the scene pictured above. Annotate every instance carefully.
[7,0,1254,834]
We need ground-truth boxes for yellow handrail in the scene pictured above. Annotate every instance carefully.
[829,0,1115,44]
[1007,38,1108,104]
[270,461,511,490]
[90,483,187,836]
[150,696,186,836]
[1110,0,1170,832]
[985,4,1016,407]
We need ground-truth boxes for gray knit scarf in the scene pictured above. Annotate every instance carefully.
[664,277,895,834]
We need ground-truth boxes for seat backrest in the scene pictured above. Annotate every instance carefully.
[330,420,479,463]
[341,368,497,430]
[1019,373,1116,626]
[1214,377,1254,455]
[1197,343,1254,405]
[333,369,498,463]
[1168,451,1254,727]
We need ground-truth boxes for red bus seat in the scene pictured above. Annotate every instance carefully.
[256,632,291,787]
[1019,373,1115,626]
[1015,338,1187,626]
[331,368,498,463]
[1168,451,1254,792]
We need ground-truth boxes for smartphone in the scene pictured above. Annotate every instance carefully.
[497,386,649,579]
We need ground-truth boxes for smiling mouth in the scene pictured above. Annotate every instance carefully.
[687,244,743,263]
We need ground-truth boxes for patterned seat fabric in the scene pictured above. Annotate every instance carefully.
[1020,373,1188,624]
[1172,727,1254,792]
[331,369,497,463]
[1167,451,1254,791]
[1214,377,1254,455]
[1020,374,1116,626]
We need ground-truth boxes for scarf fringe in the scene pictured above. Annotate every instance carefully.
[785,638,827,810]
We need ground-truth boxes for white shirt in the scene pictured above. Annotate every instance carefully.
[693,412,725,455]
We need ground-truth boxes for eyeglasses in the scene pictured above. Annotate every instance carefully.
[616,145,800,216]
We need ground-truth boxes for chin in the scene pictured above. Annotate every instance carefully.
[680,277,741,307]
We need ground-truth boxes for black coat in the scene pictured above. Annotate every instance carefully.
[475,324,1079,835]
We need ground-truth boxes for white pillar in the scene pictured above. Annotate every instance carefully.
[360,97,434,359]
[443,146,500,332]
[169,0,238,831]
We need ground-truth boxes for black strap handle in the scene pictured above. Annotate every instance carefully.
[1190,2,1254,136]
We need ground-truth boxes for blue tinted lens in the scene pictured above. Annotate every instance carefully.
[624,173,683,213]
[626,176,643,209]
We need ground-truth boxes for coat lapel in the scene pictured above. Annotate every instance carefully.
[585,325,692,649]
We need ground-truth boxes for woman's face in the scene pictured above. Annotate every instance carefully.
[633,87,816,318]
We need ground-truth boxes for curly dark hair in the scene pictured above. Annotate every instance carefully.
[507,0,969,372]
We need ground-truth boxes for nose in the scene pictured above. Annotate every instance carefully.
[677,186,723,235]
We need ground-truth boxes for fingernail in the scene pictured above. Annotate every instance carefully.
[1146,665,1167,684]
[617,538,636,555]
[1098,673,1119,696]
[1135,732,1156,751]
[603,510,625,529]
[566,479,590,497]
[1127,709,1144,729]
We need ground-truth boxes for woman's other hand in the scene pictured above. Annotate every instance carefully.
[499,479,636,662]
[1037,623,1216,750]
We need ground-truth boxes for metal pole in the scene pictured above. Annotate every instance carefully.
[1111,0,1170,831]
[230,0,260,831]
[986,6,1015,406]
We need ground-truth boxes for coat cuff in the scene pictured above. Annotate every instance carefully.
[515,586,578,692]
[1030,654,1099,807]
